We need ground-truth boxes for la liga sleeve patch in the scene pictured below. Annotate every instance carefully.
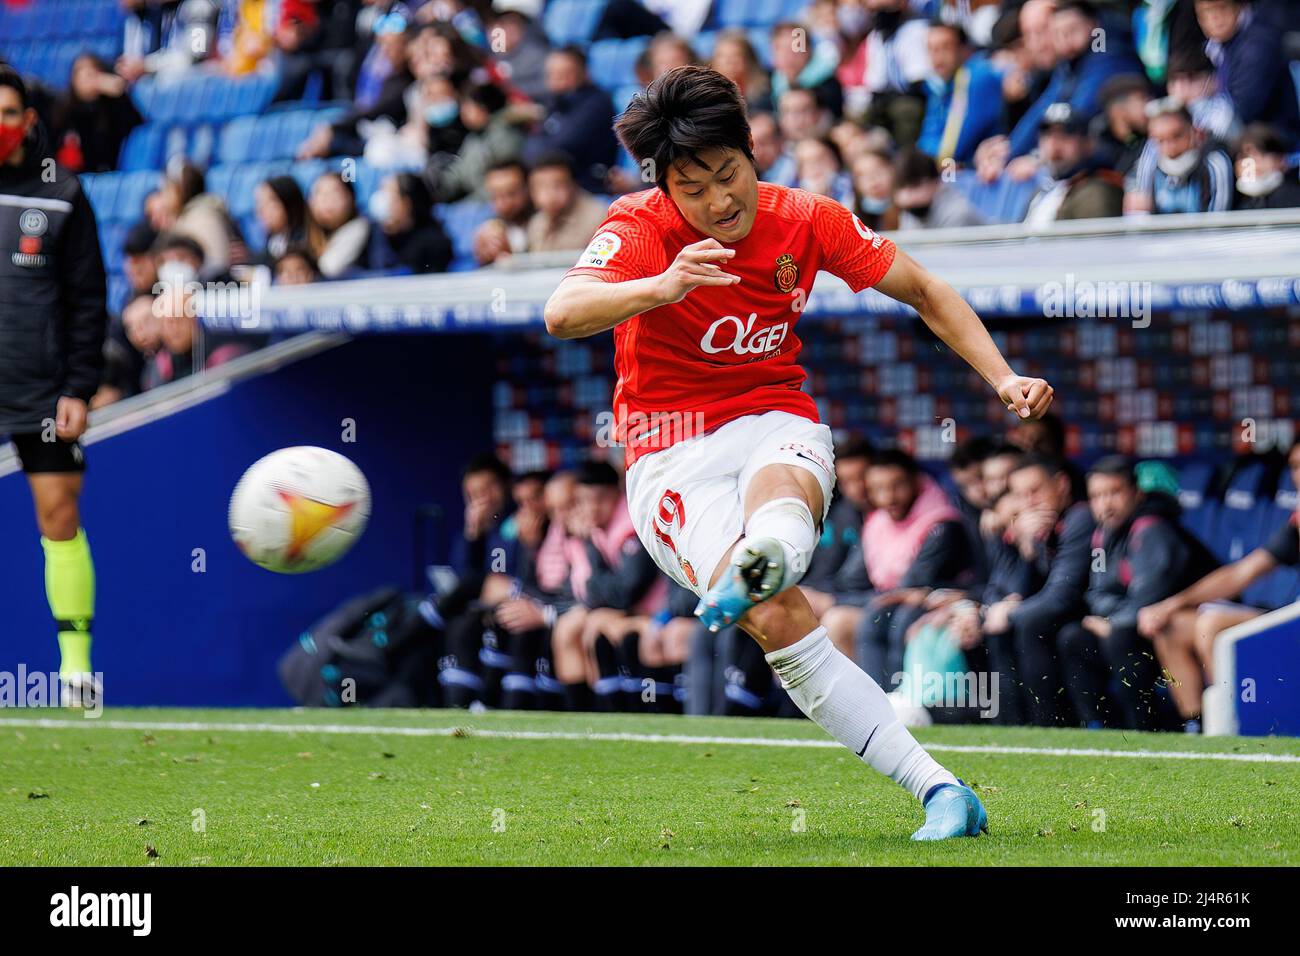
[577,231,623,269]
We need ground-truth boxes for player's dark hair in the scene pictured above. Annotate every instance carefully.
[949,435,999,470]
[894,147,939,188]
[575,460,621,488]
[870,448,921,475]
[0,64,28,107]
[463,452,513,487]
[1088,455,1137,485]
[1009,453,1070,478]
[835,434,875,464]
[614,65,755,193]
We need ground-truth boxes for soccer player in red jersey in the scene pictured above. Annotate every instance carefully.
[544,67,1053,840]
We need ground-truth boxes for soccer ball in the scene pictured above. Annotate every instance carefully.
[228,446,371,573]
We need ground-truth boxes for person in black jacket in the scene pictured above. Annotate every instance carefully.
[986,454,1094,725]
[366,173,454,274]
[1058,456,1220,730]
[521,46,617,194]
[0,67,106,704]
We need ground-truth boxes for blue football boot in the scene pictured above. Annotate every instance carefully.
[694,537,785,633]
[910,780,988,841]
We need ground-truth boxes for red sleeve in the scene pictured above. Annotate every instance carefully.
[812,195,897,292]
[563,206,668,284]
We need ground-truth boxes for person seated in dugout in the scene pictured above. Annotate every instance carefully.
[1057,457,1220,731]
[436,469,580,710]
[981,454,1094,727]
[549,461,664,712]
[888,442,1039,726]
[1138,440,1300,726]
[852,449,978,689]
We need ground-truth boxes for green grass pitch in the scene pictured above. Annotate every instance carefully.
[1,708,1297,866]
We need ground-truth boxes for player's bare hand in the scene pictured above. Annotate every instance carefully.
[995,374,1053,420]
[55,396,88,442]
[657,239,740,304]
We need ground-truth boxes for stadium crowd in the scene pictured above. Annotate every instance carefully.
[4,0,1300,406]
[399,425,1300,732]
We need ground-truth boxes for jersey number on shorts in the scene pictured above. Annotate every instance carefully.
[653,489,685,555]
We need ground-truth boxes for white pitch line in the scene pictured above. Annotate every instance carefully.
[1,717,1298,764]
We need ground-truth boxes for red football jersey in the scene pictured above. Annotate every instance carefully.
[564,182,897,466]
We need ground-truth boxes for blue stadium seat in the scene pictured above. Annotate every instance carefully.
[612,84,642,116]
[1177,459,1220,548]
[587,39,625,90]
[952,170,1039,225]
[80,172,120,223]
[205,164,238,205]
[115,169,159,223]
[435,201,493,271]
[107,273,132,317]
[217,116,259,164]
[117,123,164,171]
[1212,461,1272,564]
[542,0,606,47]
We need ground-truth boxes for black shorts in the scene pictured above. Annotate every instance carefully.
[7,432,86,474]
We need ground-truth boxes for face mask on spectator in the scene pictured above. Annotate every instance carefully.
[1156,148,1199,178]
[157,260,197,288]
[1237,170,1283,197]
[859,195,890,215]
[368,188,392,225]
[424,100,459,128]
[0,123,26,163]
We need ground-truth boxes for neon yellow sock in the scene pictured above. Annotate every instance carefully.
[42,529,95,677]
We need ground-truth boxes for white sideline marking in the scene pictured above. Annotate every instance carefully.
[1,717,1298,763]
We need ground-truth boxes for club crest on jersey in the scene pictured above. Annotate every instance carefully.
[773,253,799,293]
[578,231,621,268]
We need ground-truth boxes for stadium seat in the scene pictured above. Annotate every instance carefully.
[542,0,606,47]
[1177,458,1220,548]
[435,201,493,271]
[80,172,120,222]
[952,170,1039,225]
[217,116,259,165]
[115,169,160,223]
[1211,460,1272,564]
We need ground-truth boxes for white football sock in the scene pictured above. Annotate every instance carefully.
[745,496,817,590]
[765,626,959,803]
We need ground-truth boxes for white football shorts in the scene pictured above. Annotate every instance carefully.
[625,410,836,597]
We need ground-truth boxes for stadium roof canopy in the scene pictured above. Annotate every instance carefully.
[202,208,1300,334]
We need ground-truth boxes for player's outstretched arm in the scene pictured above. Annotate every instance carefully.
[875,248,1053,419]
[544,239,739,340]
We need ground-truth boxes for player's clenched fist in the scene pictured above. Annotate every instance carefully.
[995,374,1054,420]
[656,238,741,304]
